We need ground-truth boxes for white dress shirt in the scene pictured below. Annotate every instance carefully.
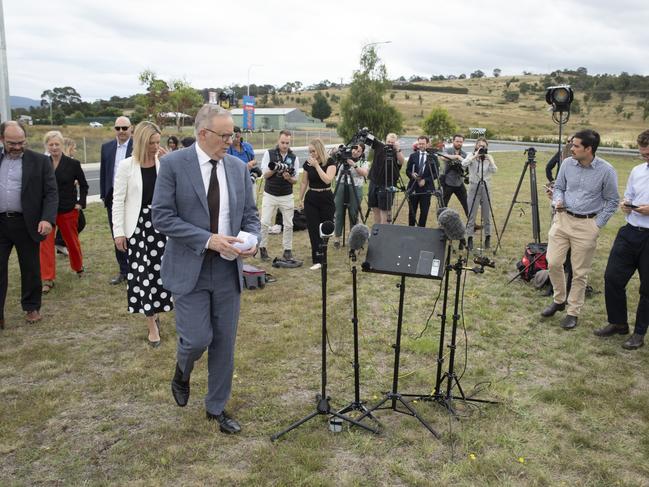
[195,143,231,236]
[114,138,131,186]
[624,163,649,228]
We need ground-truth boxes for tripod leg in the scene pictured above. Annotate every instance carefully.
[480,183,501,255]
[496,162,528,252]
[396,396,441,438]
[270,410,321,442]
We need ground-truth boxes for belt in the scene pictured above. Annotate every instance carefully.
[308,187,331,192]
[566,210,597,219]
[628,223,649,232]
[0,211,23,218]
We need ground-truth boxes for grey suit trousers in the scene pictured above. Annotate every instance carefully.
[174,253,240,415]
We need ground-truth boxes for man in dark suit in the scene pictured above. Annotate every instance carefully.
[405,135,438,227]
[152,104,260,434]
[0,121,58,328]
[100,116,133,285]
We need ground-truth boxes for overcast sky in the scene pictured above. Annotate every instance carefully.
[3,0,648,101]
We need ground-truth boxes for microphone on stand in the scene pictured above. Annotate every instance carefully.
[319,221,335,241]
[347,224,370,261]
[437,208,466,241]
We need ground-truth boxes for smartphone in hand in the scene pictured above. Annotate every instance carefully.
[624,202,639,209]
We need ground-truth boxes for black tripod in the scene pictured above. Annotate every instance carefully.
[466,152,500,255]
[496,148,542,253]
[393,151,444,224]
[412,244,498,417]
[336,249,381,426]
[271,235,378,441]
[332,161,365,247]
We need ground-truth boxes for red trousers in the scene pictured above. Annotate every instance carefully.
[40,209,83,281]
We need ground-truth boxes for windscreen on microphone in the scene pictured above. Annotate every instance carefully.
[319,220,335,238]
[348,224,370,251]
[436,206,448,218]
[438,208,466,241]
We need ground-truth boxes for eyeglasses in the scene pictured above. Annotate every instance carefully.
[203,128,234,143]
[4,140,26,147]
[114,126,130,131]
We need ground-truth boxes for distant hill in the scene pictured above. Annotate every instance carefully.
[11,96,40,109]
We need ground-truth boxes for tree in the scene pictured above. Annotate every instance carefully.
[421,107,457,140]
[40,86,83,122]
[470,70,485,79]
[311,92,332,121]
[338,46,403,142]
[493,68,502,77]
[168,79,203,131]
[503,90,520,103]
[138,69,170,123]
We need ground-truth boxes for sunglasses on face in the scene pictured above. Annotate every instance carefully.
[115,126,130,131]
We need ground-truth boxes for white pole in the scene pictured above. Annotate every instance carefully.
[0,0,12,122]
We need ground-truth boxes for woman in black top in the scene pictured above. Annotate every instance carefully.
[39,130,89,293]
[112,122,173,347]
[298,138,337,270]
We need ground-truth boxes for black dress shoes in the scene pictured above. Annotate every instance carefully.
[593,323,629,337]
[541,301,566,317]
[206,410,241,434]
[171,363,190,407]
[622,333,645,350]
[110,274,126,285]
[560,315,578,329]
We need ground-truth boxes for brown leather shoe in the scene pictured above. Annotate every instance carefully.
[541,301,566,317]
[560,315,578,330]
[622,333,644,350]
[25,310,42,324]
[593,323,629,337]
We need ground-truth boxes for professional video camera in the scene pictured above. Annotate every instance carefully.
[268,161,296,177]
[524,147,536,163]
[353,127,376,146]
[478,147,488,156]
[331,144,356,165]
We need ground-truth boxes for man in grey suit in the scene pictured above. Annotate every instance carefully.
[152,104,260,434]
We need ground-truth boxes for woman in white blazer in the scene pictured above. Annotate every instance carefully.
[112,121,173,347]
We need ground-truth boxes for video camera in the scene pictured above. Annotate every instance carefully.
[268,161,296,177]
[249,166,262,182]
[524,147,537,163]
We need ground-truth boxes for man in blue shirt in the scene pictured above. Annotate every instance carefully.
[227,127,256,169]
[595,130,649,350]
[541,129,619,330]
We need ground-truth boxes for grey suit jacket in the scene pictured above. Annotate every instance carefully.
[151,145,260,295]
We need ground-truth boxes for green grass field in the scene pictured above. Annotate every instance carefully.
[1,150,648,486]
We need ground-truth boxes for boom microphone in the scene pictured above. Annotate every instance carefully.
[438,208,465,241]
[348,224,370,261]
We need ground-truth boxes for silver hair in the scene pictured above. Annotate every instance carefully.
[194,104,231,136]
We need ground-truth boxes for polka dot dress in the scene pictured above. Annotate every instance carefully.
[126,206,173,316]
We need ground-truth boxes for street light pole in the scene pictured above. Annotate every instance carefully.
[247,64,262,97]
[0,0,12,122]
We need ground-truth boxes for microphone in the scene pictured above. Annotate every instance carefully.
[438,208,466,241]
[319,220,335,240]
[347,224,370,261]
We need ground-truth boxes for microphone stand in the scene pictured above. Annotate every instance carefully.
[271,236,378,441]
[336,248,382,427]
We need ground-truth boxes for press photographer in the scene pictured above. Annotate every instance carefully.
[441,134,469,217]
[367,131,405,224]
[258,130,300,263]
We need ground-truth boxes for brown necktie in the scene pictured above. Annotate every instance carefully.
[207,159,220,233]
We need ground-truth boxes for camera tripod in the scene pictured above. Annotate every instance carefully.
[332,161,366,247]
[271,236,378,441]
[466,153,500,255]
[393,151,444,225]
[496,148,542,253]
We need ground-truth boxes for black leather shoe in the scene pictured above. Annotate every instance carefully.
[0,318,4,330]
[593,323,629,337]
[541,301,566,317]
[171,363,190,407]
[206,410,241,434]
[560,315,578,329]
[110,274,126,285]
[622,333,645,350]
[467,237,473,251]
[484,235,491,249]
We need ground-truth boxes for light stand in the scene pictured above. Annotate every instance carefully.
[271,224,378,441]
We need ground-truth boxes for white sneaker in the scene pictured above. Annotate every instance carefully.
[310,263,322,270]
[55,244,69,256]
[269,224,282,234]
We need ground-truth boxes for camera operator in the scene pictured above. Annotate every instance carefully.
[227,126,256,169]
[442,134,469,217]
[367,132,405,224]
[333,143,368,247]
[462,137,497,250]
[406,136,437,227]
[258,130,300,262]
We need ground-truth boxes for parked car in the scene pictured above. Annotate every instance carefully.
[89,121,103,128]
